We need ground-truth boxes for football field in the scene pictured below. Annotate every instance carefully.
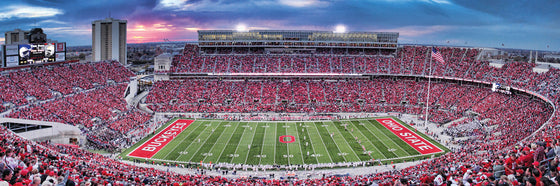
[121,117,448,166]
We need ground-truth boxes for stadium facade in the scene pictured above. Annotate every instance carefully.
[4,29,30,45]
[197,30,398,55]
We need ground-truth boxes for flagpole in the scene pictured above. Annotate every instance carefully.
[424,47,433,126]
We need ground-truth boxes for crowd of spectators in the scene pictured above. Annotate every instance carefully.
[2,61,143,151]
[146,78,546,127]
[108,110,152,135]
[171,45,483,76]
[6,82,153,151]
[0,61,133,112]
[4,44,560,185]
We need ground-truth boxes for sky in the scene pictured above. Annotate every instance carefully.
[0,0,559,51]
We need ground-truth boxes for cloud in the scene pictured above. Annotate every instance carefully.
[422,0,451,4]
[0,5,63,20]
[184,27,200,32]
[450,0,560,26]
[156,0,209,11]
[39,19,68,25]
[0,0,556,50]
[378,25,452,37]
[379,0,451,4]
[277,0,329,7]
[159,0,189,7]
[43,26,90,35]
[155,0,327,12]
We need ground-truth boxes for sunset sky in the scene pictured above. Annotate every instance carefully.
[0,0,559,50]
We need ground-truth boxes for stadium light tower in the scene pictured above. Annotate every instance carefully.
[334,24,347,33]
[236,24,248,32]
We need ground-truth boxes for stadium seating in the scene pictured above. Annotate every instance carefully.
[4,61,138,150]
[4,44,560,185]
[146,79,543,127]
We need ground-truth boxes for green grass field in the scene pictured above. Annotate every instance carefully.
[121,117,449,166]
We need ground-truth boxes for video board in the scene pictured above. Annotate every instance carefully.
[19,43,56,65]
[3,42,66,67]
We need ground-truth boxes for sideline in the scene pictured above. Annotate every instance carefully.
[120,158,430,179]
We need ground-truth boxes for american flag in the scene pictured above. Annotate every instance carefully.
[431,47,445,63]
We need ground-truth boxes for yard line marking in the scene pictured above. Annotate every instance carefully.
[230,122,249,164]
[185,121,225,162]
[293,122,306,164]
[311,121,335,163]
[347,121,387,159]
[242,122,259,164]
[282,122,291,165]
[331,121,369,161]
[258,122,269,165]
[209,121,240,163]
[284,122,303,165]
[321,121,348,162]
[273,122,277,164]
[341,120,375,160]
[301,122,320,163]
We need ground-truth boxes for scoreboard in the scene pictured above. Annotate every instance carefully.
[492,82,511,94]
[2,42,66,67]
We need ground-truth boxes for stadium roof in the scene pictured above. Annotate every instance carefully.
[198,29,398,43]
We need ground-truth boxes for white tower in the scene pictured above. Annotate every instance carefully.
[92,17,127,64]
[535,51,538,63]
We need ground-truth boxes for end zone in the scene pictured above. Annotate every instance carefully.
[128,119,194,159]
[375,118,443,155]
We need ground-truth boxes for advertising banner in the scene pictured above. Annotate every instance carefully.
[56,43,66,52]
[6,45,18,56]
[55,52,66,62]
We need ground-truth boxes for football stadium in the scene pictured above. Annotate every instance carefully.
[1,1,560,185]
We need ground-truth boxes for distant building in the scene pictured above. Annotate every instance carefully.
[28,28,47,43]
[92,17,127,64]
[4,29,30,45]
[544,54,560,60]
[154,53,172,81]
[478,48,506,60]
[4,28,52,45]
